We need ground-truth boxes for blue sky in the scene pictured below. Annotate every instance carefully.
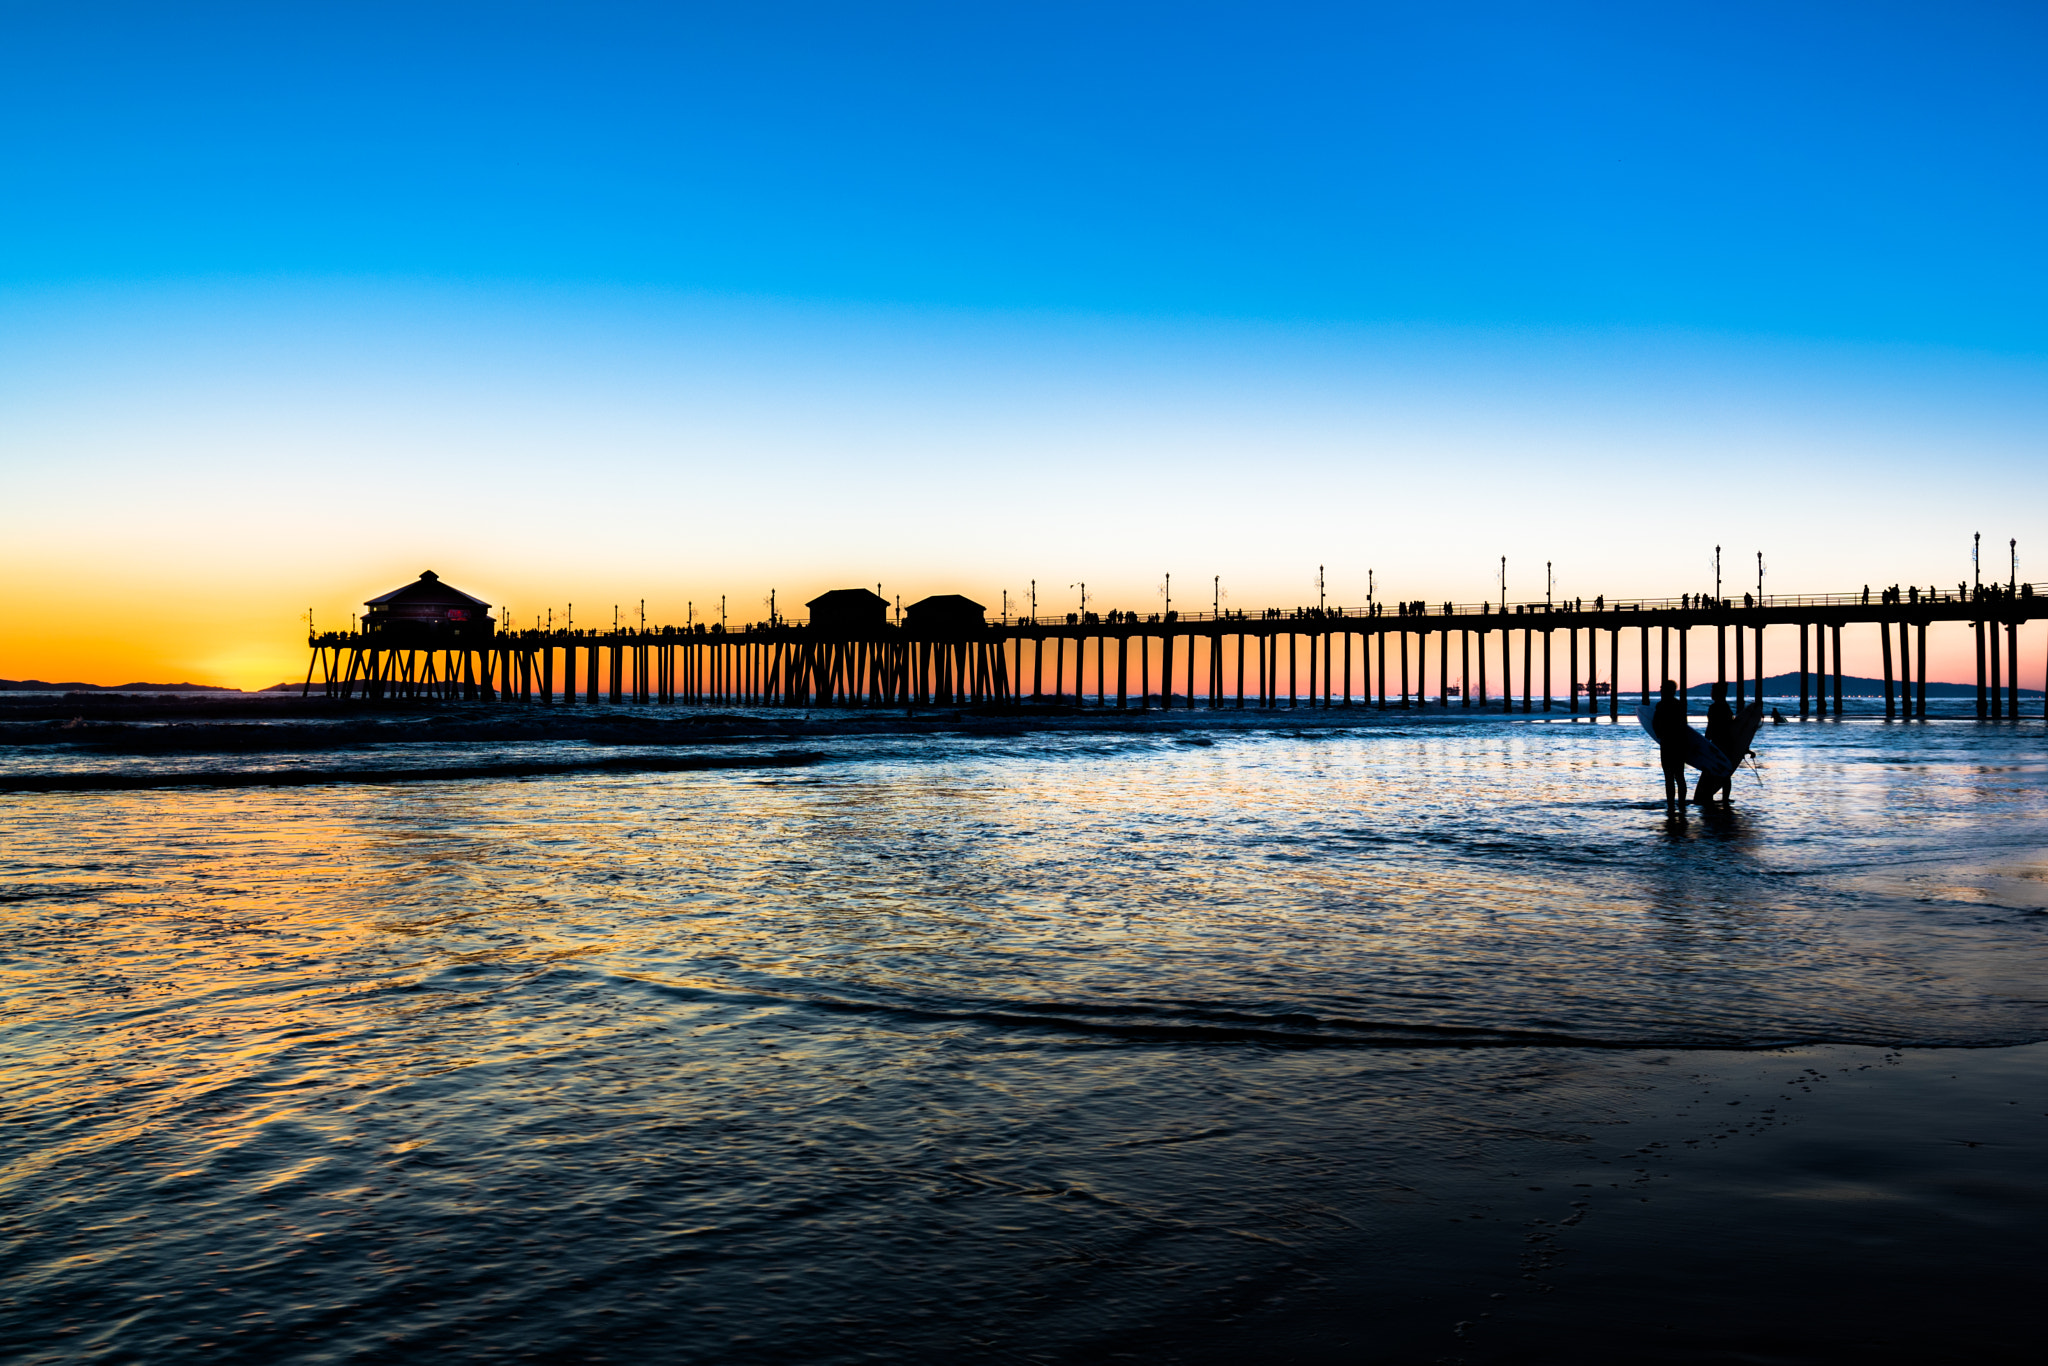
[3,2,2045,683]
[8,1,2046,343]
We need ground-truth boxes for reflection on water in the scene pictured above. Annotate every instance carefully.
[2,717,2044,1362]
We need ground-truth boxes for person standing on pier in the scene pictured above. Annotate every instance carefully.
[1652,680,1690,818]
[1695,682,1736,806]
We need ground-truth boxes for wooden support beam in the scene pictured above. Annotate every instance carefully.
[1897,619,1911,719]
[2009,617,2021,720]
[1499,623,1511,713]
[1917,619,1928,720]
[1843,626,1859,716]
[2007,617,2020,720]
[1374,628,1385,710]
[1522,627,1532,713]
[1755,623,1764,710]
[1798,624,1809,718]
[1881,616,1896,719]
[1988,617,2001,719]
[1976,619,1987,718]
[1569,628,1579,714]
[1735,621,1745,707]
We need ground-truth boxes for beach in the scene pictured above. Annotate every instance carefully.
[2,699,2043,1363]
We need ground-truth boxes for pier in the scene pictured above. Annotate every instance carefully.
[305,582,2048,721]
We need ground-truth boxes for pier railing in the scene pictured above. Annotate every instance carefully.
[996,581,2047,628]
[311,581,2047,646]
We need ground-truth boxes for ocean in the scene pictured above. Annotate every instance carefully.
[3,704,2044,1363]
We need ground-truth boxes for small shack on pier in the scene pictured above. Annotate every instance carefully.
[363,571,494,643]
[904,594,986,637]
[806,588,890,637]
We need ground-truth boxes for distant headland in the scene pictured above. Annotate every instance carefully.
[0,679,248,693]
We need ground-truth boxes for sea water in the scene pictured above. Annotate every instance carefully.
[3,712,2045,1363]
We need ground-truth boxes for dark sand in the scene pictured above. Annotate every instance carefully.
[1165,1044,2046,1365]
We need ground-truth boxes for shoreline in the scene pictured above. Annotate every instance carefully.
[2,691,2034,754]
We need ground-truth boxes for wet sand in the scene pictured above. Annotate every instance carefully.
[1167,1044,2047,1365]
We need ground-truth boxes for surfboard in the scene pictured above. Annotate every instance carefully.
[1635,703,1735,779]
[1729,699,1765,763]
[1708,699,1767,783]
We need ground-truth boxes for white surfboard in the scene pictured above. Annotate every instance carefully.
[1635,703,1734,779]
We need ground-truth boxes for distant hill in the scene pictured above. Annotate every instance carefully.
[0,679,241,692]
[1683,671,2040,699]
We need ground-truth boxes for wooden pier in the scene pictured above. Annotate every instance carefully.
[305,582,2048,721]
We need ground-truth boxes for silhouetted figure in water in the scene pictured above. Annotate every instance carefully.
[1695,682,1735,806]
[1651,680,1689,818]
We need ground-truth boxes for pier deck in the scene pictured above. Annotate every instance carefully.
[305,583,2048,721]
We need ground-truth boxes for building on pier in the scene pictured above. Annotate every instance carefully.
[904,594,986,636]
[363,571,494,643]
[806,588,890,636]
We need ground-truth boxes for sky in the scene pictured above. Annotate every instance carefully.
[3,1,2046,687]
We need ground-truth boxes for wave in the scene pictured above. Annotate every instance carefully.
[0,749,826,792]
[593,970,2033,1052]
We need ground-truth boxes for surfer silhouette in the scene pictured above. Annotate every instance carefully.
[1695,683,1735,805]
[1651,680,1689,817]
